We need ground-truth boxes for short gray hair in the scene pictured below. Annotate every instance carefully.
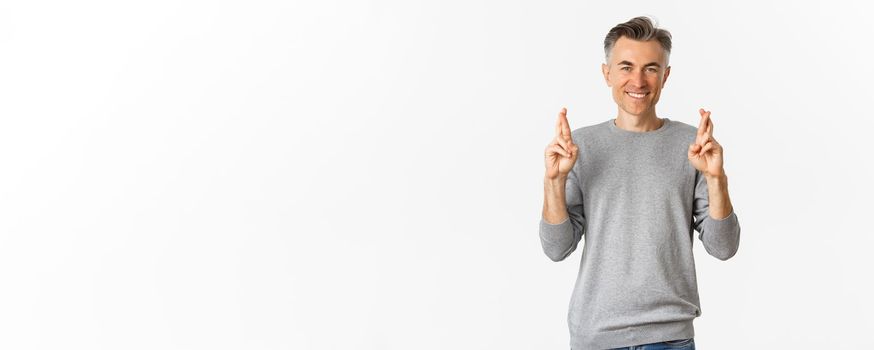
[603,16,672,62]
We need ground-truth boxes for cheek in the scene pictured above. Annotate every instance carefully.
[612,78,628,89]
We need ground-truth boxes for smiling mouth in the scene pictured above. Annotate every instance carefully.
[626,91,649,99]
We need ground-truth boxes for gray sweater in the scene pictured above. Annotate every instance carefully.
[539,118,740,350]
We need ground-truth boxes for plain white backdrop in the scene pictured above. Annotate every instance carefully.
[1,0,872,349]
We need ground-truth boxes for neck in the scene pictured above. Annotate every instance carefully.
[614,109,663,132]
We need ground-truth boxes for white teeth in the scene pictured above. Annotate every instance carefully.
[627,92,647,98]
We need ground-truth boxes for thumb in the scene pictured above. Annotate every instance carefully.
[688,143,701,158]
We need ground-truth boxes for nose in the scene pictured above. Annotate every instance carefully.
[629,70,646,88]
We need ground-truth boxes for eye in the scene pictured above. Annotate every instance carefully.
[647,67,658,73]
[620,66,632,71]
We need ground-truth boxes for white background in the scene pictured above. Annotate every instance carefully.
[1,0,872,349]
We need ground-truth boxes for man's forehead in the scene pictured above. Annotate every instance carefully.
[608,37,667,64]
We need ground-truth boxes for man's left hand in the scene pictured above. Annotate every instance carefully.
[687,108,725,178]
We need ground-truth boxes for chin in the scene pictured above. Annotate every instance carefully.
[621,106,648,116]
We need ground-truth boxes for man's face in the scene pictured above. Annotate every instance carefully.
[601,36,671,117]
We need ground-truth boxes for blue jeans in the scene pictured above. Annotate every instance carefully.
[607,338,695,350]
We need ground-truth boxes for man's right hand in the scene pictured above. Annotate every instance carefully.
[544,107,579,180]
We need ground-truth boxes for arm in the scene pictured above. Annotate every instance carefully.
[543,177,568,223]
[693,171,740,260]
[688,108,740,260]
[705,173,733,220]
[540,169,586,262]
[539,108,585,262]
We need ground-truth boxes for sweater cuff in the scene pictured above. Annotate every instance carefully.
[708,209,738,226]
[707,208,737,222]
[540,216,572,244]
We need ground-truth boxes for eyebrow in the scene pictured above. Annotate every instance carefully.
[617,60,662,68]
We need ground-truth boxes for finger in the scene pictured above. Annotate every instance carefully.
[561,108,573,142]
[546,144,568,158]
[555,112,563,138]
[699,124,714,144]
[547,143,571,158]
[569,143,579,157]
[699,141,714,156]
[697,108,707,136]
[706,116,714,139]
[702,111,711,136]
[708,139,721,153]
[554,128,571,147]
[553,138,571,154]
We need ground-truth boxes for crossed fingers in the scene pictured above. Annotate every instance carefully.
[695,108,717,156]
[552,107,574,157]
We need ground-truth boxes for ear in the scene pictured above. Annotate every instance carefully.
[661,66,671,87]
[601,63,611,87]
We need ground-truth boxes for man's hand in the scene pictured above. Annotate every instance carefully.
[545,107,579,180]
[687,108,725,178]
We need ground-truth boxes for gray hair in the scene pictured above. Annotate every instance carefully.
[604,16,672,62]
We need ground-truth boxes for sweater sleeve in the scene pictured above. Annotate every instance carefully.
[692,170,741,260]
[539,167,586,262]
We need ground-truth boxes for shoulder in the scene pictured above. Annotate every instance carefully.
[667,119,699,138]
[569,120,611,142]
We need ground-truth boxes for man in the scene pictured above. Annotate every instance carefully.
[540,16,740,350]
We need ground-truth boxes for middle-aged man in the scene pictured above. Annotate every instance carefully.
[539,16,741,350]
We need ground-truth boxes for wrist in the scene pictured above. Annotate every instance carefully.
[705,172,727,183]
[545,175,568,185]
